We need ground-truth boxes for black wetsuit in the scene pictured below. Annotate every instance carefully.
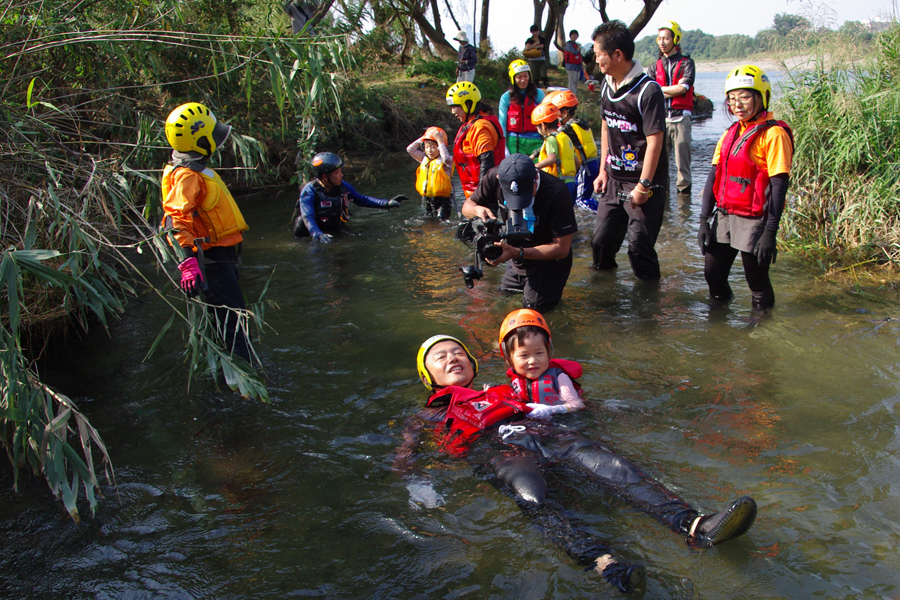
[403,386,701,567]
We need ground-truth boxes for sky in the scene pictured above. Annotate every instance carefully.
[461,0,898,53]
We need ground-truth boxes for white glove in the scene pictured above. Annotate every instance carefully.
[315,232,333,244]
[406,480,445,509]
[526,403,567,420]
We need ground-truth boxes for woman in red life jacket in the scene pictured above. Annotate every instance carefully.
[394,329,759,593]
[499,60,546,157]
[446,82,506,199]
[697,65,793,309]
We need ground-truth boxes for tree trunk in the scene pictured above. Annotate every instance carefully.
[590,0,609,23]
[553,0,569,50]
[627,0,664,39]
[531,0,546,28]
[443,0,463,33]
[307,0,338,30]
[409,7,457,59]
[479,0,490,51]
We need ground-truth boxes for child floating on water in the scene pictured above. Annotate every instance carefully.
[499,308,584,417]
[530,103,582,202]
[406,127,454,220]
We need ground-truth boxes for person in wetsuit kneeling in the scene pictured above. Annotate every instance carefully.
[293,152,407,243]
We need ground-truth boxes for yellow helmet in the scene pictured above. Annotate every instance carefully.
[446,81,482,115]
[165,102,232,156]
[658,20,682,46]
[416,335,478,391]
[508,59,531,85]
[725,64,772,110]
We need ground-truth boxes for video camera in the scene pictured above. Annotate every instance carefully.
[455,205,536,289]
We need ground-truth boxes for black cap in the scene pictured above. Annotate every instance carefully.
[497,154,537,210]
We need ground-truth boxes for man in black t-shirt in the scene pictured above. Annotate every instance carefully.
[462,154,577,312]
[591,20,668,280]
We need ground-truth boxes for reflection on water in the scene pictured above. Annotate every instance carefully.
[4,70,900,598]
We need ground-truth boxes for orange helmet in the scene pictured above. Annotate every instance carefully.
[541,90,563,105]
[498,309,552,358]
[531,103,560,125]
[550,89,579,109]
[422,126,447,145]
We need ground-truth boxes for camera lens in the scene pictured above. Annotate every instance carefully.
[483,244,503,262]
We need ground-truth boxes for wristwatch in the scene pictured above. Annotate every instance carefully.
[639,178,652,188]
[518,247,525,259]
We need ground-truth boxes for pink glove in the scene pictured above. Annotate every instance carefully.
[177,256,204,298]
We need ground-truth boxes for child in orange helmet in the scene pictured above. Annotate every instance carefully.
[531,103,581,201]
[406,126,454,220]
[499,308,584,417]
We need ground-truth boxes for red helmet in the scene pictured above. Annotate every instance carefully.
[498,309,552,358]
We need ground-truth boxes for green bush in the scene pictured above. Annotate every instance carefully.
[405,59,457,83]
[780,25,900,265]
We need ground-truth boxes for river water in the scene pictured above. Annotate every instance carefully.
[3,71,900,599]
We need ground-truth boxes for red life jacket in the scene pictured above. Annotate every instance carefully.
[426,385,530,456]
[655,58,694,112]
[564,50,582,66]
[506,93,539,135]
[453,114,506,195]
[506,359,583,405]
[715,118,794,218]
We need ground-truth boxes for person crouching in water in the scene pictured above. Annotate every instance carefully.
[293,152,407,243]
[697,65,793,309]
[531,102,581,201]
[549,90,601,211]
[161,102,251,363]
[406,127,453,220]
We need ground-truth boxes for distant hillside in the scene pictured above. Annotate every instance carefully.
[634,19,879,65]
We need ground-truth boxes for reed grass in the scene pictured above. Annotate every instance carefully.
[779,24,900,267]
[0,0,366,517]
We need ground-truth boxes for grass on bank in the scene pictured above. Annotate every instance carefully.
[779,24,900,269]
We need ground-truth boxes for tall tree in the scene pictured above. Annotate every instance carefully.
[590,0,664,39]
[479,0,490,50]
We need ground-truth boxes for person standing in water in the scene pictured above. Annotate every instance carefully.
[698,65,793,309]
[648,20,696,195]
[161,102,252,362]
[499,59,546,157]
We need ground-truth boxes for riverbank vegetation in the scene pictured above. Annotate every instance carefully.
[779,24,900,269]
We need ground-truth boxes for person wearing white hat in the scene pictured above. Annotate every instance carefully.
[454,30,477,82]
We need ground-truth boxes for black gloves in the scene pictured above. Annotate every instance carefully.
[754,227,778,266]
[698,219,711,255]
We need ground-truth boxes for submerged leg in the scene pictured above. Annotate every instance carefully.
[488,452,645,593]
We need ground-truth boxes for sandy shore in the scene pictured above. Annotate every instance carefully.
[694,54,822,73]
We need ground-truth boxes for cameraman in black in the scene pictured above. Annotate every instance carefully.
[461,154,578,312]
